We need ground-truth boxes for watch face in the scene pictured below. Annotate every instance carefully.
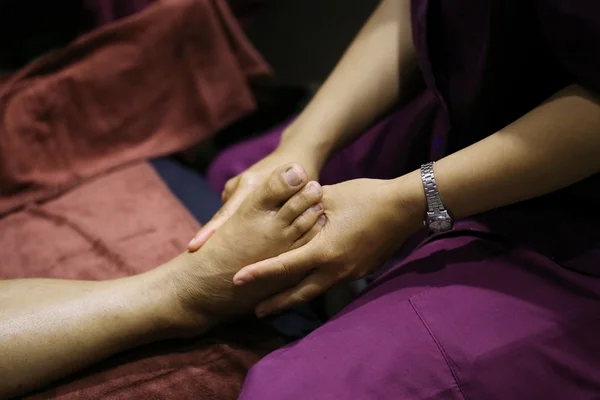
[430,219,452,232]
[427,212,453,233]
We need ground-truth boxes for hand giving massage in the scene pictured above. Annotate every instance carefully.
[2,0,600,398]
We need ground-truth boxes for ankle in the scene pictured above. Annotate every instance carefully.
[140,261,220,339]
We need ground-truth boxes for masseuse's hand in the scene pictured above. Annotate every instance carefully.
[187,146,320,251]
[232,177,426,316]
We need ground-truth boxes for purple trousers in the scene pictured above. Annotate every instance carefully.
[207,92,600,399]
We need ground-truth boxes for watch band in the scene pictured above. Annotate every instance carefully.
[420,162,444,213]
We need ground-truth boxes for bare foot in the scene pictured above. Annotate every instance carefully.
[167,163,326,329]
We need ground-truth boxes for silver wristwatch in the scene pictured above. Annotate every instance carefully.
[420,162,453,233]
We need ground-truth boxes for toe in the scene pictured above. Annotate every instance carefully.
[256,163,308,209]
[285,199,325,242]
[277,181,323,224]
[291,214,327,249]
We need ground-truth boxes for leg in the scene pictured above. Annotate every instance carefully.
[0,163,326,397]
[239,234,600,399]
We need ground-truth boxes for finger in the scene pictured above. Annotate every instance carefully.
[222,176,240,203]
[188,186,250,251]
[187,214,226,251]
[232,244,317,285]
[255,271,336,317]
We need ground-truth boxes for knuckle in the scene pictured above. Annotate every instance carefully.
[287,199,305,218]
[225,176,237,187]
[221,191,228,202]
[223,178,238,194]
[343,263,364,281]
[340,269,356,281]
[214,207,230,219]
[321,245,343,263]
[290,217,308,236]
[276,258,292,278]
[265,175,280,195]
[295,285,320,304]
[293,293,309,304]
[239,174,254,186]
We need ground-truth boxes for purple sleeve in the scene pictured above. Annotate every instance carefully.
[536,0,600,94]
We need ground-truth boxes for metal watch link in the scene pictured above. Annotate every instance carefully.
[420,162,453,233]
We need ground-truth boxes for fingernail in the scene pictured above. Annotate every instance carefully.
[233,277,246,286]
[284,167,302,186]
[307,182,321,195]
[233,271,250,285]
[187,236,200,248]
[318,215,326,226]
[311,203,323,212]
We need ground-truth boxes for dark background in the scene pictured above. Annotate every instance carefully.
[0,0,380,84]
[247,0,379,86]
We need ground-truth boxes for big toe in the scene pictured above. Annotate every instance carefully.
[255,163,309,208]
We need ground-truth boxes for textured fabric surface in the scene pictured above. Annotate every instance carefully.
[0,0,271,216]
[0,1,280,398]
[0,163,198,281]
[240,231,600,400]
[207,0,600,398]
[0,162,282,399]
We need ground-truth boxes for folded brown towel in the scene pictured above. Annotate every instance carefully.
[0,0,271,216]
[0,1,280,398]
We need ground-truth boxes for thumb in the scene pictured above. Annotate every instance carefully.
[187,186,251,251]
[232,244,317,285]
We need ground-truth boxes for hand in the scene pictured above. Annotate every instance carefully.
[187,145,321,251]
[232,176,426,316]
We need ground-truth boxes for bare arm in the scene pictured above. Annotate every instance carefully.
[396,85,600,226]
[232,85,600,316]
[188,0,418,250]
[279,0,418,168]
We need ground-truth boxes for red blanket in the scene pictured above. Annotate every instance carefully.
[0,1,281,398]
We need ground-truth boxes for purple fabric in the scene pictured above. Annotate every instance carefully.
[208,0,600,398]
[208,90,443,189]
[240,233,600,399]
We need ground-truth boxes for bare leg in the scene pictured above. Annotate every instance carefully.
[0,164,325,398]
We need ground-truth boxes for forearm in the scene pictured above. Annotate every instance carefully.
[396,85,600,226]
[0,270,176,398]
[279,0,418,167]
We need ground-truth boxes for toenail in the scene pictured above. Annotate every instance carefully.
[312,203,323,212]
[318,215,327,226]
[284,167,302,186]
[307,182,321,195]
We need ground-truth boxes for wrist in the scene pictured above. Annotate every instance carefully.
[390,169,427,235]
[277,123,336,170]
